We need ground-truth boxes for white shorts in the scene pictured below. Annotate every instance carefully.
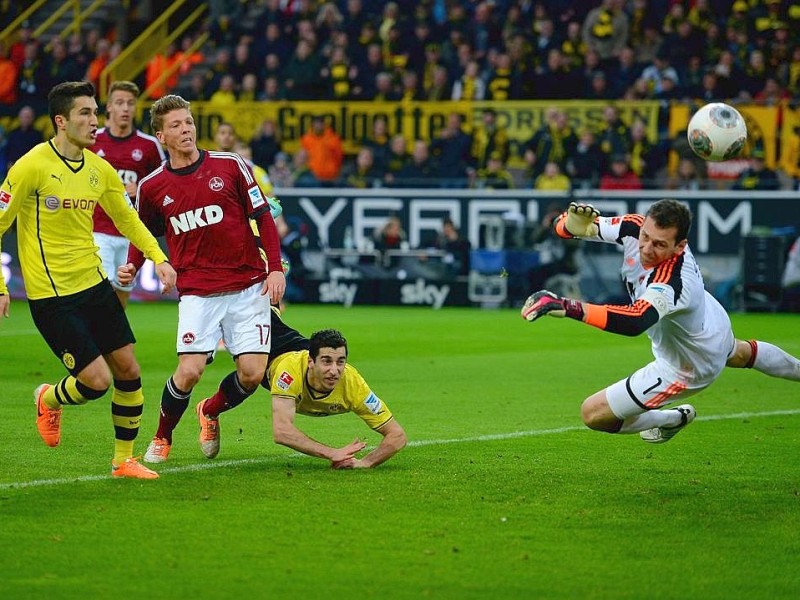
[606,360,709,420]
[94,232,134,292]
[176,282,272,356]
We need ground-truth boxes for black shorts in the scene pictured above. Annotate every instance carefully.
[29,280,136,376]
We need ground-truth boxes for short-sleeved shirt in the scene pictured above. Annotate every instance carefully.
[268,350,394,431]
[134,150,271,297]
[90,127,166,236]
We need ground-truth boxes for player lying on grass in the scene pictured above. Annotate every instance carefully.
[260,310,408,469]
[522,199,800,443]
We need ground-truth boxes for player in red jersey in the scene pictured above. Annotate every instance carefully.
[90,80,165,307]
[118,94,285,464]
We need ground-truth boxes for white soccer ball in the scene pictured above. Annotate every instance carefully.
[687,102,748,162]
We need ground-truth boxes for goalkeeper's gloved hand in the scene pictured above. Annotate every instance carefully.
[521,290,584,322]
[267,196,283,219]
[564,202,600,237]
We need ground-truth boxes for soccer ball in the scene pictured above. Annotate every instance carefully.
[687,102,747,162]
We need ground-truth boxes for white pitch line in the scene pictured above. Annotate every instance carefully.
[2,408,799,490]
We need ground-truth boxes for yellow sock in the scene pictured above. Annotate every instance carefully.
[111,380,144,464]
[42,376,98,409]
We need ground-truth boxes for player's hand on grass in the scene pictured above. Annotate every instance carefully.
[0,294,9,319]
[330,438,367,464]
[155,261,177,295]
[564,202,600,237]
[263,270,286,305]
[521,290,584,322]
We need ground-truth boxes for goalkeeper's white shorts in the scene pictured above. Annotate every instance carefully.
[606,360,709,420]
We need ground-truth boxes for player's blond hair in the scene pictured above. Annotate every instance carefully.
[150,94,191,133]
[108,80,140,98]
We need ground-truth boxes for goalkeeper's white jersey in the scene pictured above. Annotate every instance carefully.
[593,214,734,385]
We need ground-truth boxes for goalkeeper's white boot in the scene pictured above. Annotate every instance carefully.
[640,404,696,444]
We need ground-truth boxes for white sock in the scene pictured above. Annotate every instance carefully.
[618,409,683,434]
[752,341,800,381]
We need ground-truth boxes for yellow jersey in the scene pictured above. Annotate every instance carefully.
[268,350,394,430]
[0,141,168,299]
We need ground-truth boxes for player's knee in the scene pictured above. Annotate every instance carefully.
[175,364,205,389]
[726,339,752,369]
[78,370,112,394]
[236,369,263,391]
[580,397,621,432]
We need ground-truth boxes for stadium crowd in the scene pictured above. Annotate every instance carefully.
[2,0,799,190]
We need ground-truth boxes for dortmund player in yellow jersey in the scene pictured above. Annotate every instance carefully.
[0,81,177,479]
[267,328,407,468]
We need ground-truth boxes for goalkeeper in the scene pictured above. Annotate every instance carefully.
[522,199,800,443]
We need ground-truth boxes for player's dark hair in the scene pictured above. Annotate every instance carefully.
[309,329,348,359]
[150,94,191,132]
[647,199,692,242]
[48,80,95,130]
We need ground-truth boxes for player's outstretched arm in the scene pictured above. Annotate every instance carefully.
[272,394,367,462]
[521,289,661,336]
[333,420,408,469]
[555,202,600,239]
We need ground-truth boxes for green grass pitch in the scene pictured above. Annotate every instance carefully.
[1,301,798,599]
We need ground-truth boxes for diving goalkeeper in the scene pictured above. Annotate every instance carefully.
[522,199,800,443]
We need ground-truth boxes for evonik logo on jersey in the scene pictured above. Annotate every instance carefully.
[169,205,224,234]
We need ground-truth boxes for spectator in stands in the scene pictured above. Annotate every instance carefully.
[269,152,294,190]
[394,140,436,188]
[85,38,111,90]
[258,76,285,101]
[596,104,632,169]
[561,20,587,71]
[640,51,680,97]
[485,52,520,100]
[208,74,237,106]
[633,25,664,66]
[373,215,407,262]
[144,42,179,99]
[300,114,343,185]
[16,40,44,112]
[183,73,209,102]
[679,55,706,99]
[451,60,486,100]
[607,46,641,98]
[582,0,629,65]
[3,105,42,168]
[522,108,576,184]
[230,40,257,85]
[534,161,571,192]
[533,48,583,100]
[259,52,283,86]
[383,134,409,187]
[668,158,703,191]
[41,38,82,91]
[0,41,18,109]
[322,45,356,100]
[291,148,319,188]
[629,119,666,188]
[425,64,451,101]
[586,70,615,100]
[238,73,258,102]
[284,39,323,100]
[472,107,510,171]
[567,127,604,190]
[434,217,471,278]
[600,154,643,190]
[733,149,781,191]
[341,147,383,189]
[250,118,282,170]
[208,0,243,47]
[361,115,391,173]
[174,34,204,78]
[472,151,514,190]
[430,112,473,189]
[203,47,232,98]
[754,76,790,105]
[352,43,384,100]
